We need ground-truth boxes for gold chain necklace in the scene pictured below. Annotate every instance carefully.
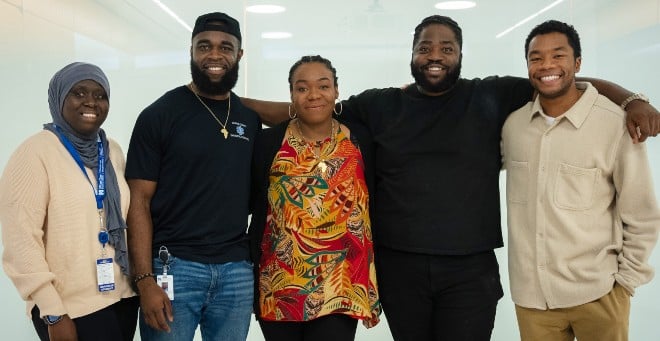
[295,118,336,174]
[188,84,231,139]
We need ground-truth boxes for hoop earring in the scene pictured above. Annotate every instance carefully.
[333,101,343,116]
[288,103,297,119]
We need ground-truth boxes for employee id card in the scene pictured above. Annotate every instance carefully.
[96,258,115,292]
[157,275,174,300]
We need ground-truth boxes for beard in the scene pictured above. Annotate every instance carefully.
[190,60,239,96]
[410,58,462,94]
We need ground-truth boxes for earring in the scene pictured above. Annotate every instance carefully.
[333,101,343,116]
[288,103,297,119]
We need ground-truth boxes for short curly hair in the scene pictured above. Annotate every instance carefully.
[525,20,581,59]
[412,15,462,50]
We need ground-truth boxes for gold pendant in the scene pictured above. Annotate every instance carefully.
[221,128,229,139]
[318,161,327,174]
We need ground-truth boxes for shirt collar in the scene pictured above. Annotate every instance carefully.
[530,82,599,129]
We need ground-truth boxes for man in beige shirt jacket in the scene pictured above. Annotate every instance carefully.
[501,20,660,341]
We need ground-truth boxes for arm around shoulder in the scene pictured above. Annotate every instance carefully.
[241,97,290,127]
[580,77,660,142]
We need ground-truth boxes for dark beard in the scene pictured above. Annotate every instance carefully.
[190,60,239,96]
[410,58,462,94]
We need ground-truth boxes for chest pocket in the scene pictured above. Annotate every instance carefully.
[554,163,599,211]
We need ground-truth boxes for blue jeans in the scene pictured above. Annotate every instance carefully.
[139,256,254,341]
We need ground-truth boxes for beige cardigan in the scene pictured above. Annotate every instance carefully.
[0,131,135,318]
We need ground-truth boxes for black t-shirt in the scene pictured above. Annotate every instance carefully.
[343,76,532,255]
[125,86,261,263]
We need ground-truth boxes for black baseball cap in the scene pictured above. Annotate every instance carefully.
[192,12,241,42]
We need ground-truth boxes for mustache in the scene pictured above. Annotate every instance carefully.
[421,62,448,70]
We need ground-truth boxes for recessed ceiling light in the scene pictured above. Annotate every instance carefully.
[246,5,286,14]
[435,1,476,10]
[261,31,292,39]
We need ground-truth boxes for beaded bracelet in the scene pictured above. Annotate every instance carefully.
[133,273,155,284]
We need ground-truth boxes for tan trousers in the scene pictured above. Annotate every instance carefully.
[515,283,630,341]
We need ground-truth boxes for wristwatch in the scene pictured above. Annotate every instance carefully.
[620,93,649,110]
[42,315,64,325]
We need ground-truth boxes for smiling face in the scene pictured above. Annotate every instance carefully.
[190,30,243,97]
[61,79,109,136]
[410,23,462,96]
[526,32,581,100]
[290,62,338,125]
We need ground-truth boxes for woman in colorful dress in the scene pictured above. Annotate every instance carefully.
[249,55,380,341]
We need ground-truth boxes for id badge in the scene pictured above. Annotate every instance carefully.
[96,258,115,292]
[157,275,174,300]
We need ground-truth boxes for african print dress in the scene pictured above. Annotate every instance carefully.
[258,124,381,328]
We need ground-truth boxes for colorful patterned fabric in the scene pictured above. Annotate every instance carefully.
[258,125,380,327]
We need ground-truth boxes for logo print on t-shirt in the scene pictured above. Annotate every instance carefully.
[230,121,250,141]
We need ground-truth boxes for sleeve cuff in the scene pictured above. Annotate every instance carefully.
[614,274,637,297]
[30,285,66,317]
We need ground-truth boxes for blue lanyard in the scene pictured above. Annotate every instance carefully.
[53,125,109,248]
[52,126,111,250]
[53,125,106,211]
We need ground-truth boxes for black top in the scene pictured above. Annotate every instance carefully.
[343,76,532,255]
[125,86,261,263]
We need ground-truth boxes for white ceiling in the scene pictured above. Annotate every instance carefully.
[3,0,659,100]
[69,1,612,52]
[6,1,658,62]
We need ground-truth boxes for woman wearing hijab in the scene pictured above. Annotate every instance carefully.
[0,62,138,341]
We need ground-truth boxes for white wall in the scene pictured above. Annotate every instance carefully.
[1,0,659,340]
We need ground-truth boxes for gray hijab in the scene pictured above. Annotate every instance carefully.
[43,62,129,275]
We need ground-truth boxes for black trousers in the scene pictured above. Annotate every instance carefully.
[376,247,503,341]
[259,314,358,341]
[31,296,139,341]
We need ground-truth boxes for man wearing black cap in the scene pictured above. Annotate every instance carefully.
[125,12,260,340]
